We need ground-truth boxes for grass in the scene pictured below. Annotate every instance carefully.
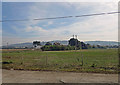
[2,49,119,73]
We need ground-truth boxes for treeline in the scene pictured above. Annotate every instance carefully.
[41,45,76,51]
[33,38,118,51]
[41,43,106,51]
[40,41,103,51]
[41,42,75,51]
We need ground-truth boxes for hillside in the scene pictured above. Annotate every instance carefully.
[85,41,118,46]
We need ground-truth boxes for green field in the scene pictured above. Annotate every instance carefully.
[2,49,119,73]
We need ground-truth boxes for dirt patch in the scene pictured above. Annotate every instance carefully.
[2,69,118,83]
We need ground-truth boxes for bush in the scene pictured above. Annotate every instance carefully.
[2,61,13,64]
[90,64,97,68]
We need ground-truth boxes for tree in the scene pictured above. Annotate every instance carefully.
[45,42,52,46]
[68,38,89,49]
[68,38,78,46]
[92,45,96,48]
[53,42,61,46]
[33,41,41,47]
[81,42,88,49]
[86,43,91,48]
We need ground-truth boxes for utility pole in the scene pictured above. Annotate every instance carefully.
[81,54,83,66]
[75,35,77,39]
[45,56,48,66]
[75,35,77,51]
[73,35,74,38]
[7,42,8,49]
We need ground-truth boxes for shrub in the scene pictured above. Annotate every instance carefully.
[2,61,13,64]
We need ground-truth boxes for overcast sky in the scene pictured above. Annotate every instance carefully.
[2,2,118,45]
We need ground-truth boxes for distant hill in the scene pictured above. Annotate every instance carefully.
[48,40,68,45]
[84,41,118,46]
[2,42,33,49]
[1,40,68,49]
[2,40,118,49]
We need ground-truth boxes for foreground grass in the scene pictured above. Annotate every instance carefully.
[2,49,119,73]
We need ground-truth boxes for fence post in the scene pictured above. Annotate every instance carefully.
[82,54,83,66]
[45,56,47,66]
[21,55,23,64]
